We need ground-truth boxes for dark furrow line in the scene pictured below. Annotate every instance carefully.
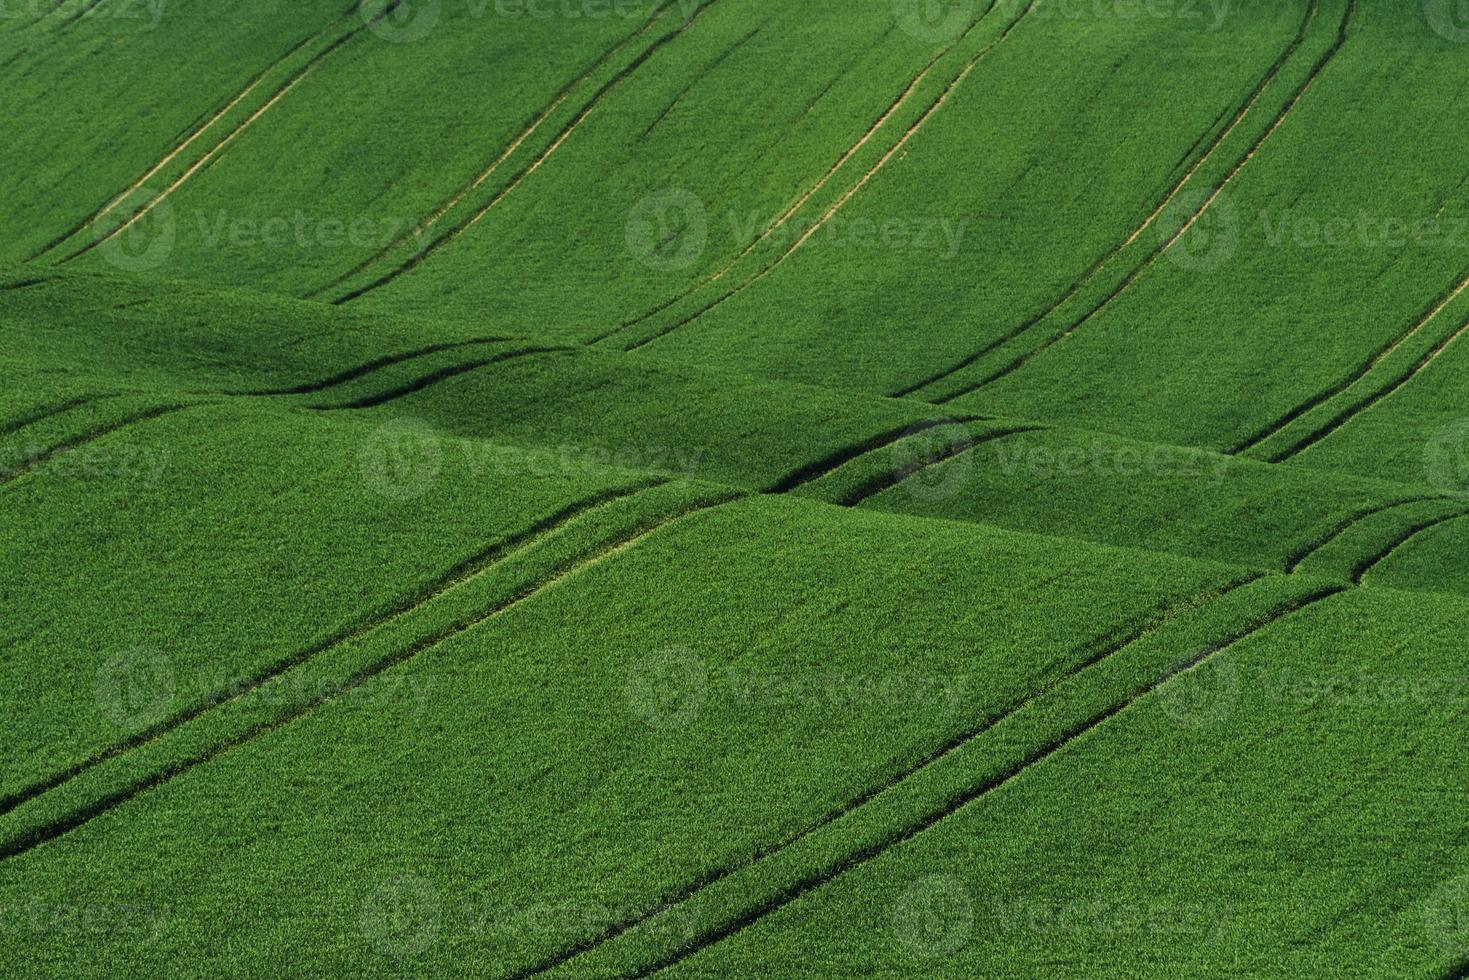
[230,336,520,396]
[57,2,393,265]
[0,393,118,438]
[586,3,1000,347]
[0,479,664,819]
[24,14,343,263]
[0,47,28,73]
[1350,511,1469,585]
[515,572,1262,978]
[0,403,192,489]
[1232,275,1469,455]
[620,0,1038,354]
[17,0,63,32]
[301,2,677,301]
[1442,959,1469,980]
[761,416,981,494]
[634,585,1346,977]
[1268,313,1469,462]
[332,0,728,305]
[311,347,573,410]
[56,0,104,31]
[0,276,53,290]
[0,492,738,863]
[639,24,761,140]
[837,425,1043,507]
[889,0,1320,400]
[934,0,1357,404]
[1283,496,1437,573]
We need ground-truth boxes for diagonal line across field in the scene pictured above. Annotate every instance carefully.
[515,573,1269,977]
[889,0,1321,400]
[23,22,333,263]
[230,336,523,396]
[308,346,574,409]
[624,583,1344,977]
[587,0,1005,347]
[0,488,740,863]
[1349,510,1469,585]
[762,416,985,493]
[617,0,1040,355]
[930,0,1358,404]
[0,479,665,821]
[0,403,193,491]
[48,2,393,266]
[0,393,118,438]
[836,424,1043,506]
[1263,312,1469,462]
[302,1,684,301]
[1283,496,1438,573]
[329,0,730,305]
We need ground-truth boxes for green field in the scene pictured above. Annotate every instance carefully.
[5,1,1469,976]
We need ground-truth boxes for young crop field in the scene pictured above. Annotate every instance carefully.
[5,0,1469,976]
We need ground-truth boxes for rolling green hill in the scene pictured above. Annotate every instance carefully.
[5,2,1469,977]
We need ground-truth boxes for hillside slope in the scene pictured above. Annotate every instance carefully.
[4,3,1469,977]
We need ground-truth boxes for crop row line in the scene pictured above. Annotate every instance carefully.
[328,0,730,305]
[617,0,1039,354]
[303,0,687,301]
[890,0,1323,400]
[619,583,1345,977]
[586,0,1004,346]
[928,0,1359,405]
[0,485,739,862]
[516,571,1267,976]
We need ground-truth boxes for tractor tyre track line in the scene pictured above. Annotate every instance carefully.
[0,491,738,863]
[58,2,400,265]
[838,424,1043,507]
[0,403,192,490]
[0,393,120,439]
[331,0,729,305]
[620,0,1038,354]
[1283,496,1438,573]
[1233,263,1469,455]
[889,0,1319,399]
[303,1,679,300]
[309,346,574,410]
[27,2,359,263]
[515,572,1262,978]
[933,0,1357,404]
[762,415,983,494]
[1350,510,1469,585]
[0,480,666,820]
[586,1,1002,345]
[1268,313,1469,462]
[230,336,520,396]
[630,584,1345,977]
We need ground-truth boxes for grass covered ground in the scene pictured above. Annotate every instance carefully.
[4,2,1469,976]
